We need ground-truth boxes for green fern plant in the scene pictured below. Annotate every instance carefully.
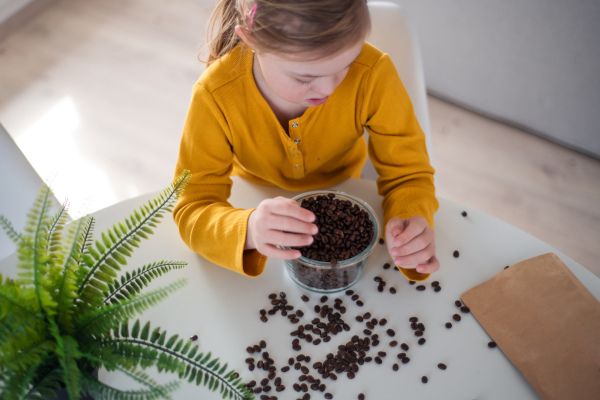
[0,171,253,400]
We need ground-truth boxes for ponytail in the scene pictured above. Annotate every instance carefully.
[203,0,242,66]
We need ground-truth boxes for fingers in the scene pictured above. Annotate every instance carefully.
[393,217,427,247]
[247,197,318,259]
[386,215,438,275]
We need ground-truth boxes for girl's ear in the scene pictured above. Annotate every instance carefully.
[235,25,256,50]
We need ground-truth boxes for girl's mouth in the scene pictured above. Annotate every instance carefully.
[307,96,329,106]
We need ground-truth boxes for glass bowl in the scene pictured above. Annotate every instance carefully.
[284,190,380,293]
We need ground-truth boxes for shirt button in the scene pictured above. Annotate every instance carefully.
[294,164,301,169]
[293,153,300,157]
[292,123,299,128]
[294,138,301,144]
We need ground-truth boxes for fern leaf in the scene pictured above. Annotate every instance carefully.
[76,171,190,311]
[74,278,187,338]
[103,261,187,306]
[49,320,82,400]
[0,214,23,244]
[101,318,253,400]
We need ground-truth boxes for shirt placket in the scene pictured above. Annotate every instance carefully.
[287,120,305,179]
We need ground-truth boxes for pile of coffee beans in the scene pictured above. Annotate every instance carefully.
[287,193,376,291]
[297,193,375,263]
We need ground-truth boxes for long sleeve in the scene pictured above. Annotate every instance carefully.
[173,83,267,276]
[361,53,439,281]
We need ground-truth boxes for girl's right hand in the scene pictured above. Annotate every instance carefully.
[245,196,318,259]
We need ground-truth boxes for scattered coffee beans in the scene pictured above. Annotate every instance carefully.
[453,250,460,258]
[488,341,497,348]
[437,363,447,370]
[421,376,428,384]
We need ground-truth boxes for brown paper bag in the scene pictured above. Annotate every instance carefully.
[461,253,600,400]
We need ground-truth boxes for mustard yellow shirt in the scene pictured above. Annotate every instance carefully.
[173,42,438,281]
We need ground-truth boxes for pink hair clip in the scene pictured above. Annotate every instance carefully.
[249,4,257,27]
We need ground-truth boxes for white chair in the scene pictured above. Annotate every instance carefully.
[362,1,433,179]
[0,123,61,262]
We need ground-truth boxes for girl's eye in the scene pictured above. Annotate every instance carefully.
[296,79,312,85]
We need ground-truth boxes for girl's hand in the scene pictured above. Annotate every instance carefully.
[386,216,439,274]
[246,196,318,259]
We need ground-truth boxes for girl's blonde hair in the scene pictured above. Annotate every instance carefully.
[203,0,371,65]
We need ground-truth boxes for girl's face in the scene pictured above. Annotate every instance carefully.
[253,40,364,108]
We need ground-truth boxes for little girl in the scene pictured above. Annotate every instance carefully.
[173,0,439,281]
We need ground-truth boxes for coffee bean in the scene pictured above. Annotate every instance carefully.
[379,318,387,326]
[324,393,333,399]
[363,312,372,319]
[431,280,439,287]
[453,314,461,321]
[400,343,409,351]
[461,211,467,217]
[190,334,198,341]
[383,262,390,269]
[434,286,442,292]
[260,340,267,348]
[246,346,255,354]
[409,316,418,323]
[389,287,397,294]
[389,340,398,347]
[488,341,497,348]
[268,293,277,299]
[504,265,510,269]
[438,363,447,370]
[386,329,395,337]
[460,306,470,313]
[416,285,426,291]
[402,357,410,364]
[320,295,328,303]
[301,295,309,302]
[379,238,385,245]
[260,315,268,323]
[414,331,423,337]
[455,300,462,307]
[418,338,426,345]
[281,366,290,372]
[356,300,364,307]
[358,395,365,400]
[421,376,428,383]
[392,363,399,371]
[409,280,416,285]
[374,356,382,364]
[453,250,460,258]
[445,322,452,329]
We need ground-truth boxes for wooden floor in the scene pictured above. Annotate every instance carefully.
[1,0,598,277]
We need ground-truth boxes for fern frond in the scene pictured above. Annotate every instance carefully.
[46,200,70,267]
[103,261,187,306]
[49,320,82,400]
[22,368,63,400]
[55,218,88,333]
[79,351,179,400]
[82,375,179,400]
[0,361,41,400]
[100,319,253,400]
[0,214,23,244]
[75,278,188,340]
[76,171,190,310]
[16,185,57,316]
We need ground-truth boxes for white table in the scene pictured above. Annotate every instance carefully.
[3,177,599,399]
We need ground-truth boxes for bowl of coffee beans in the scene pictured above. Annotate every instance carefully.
[284,190,380,293]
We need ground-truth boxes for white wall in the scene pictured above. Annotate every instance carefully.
[0,0,35,25]
[397,0,600,158]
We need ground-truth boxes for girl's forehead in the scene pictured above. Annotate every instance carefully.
[267,40,364,76]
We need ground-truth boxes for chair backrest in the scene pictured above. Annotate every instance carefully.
[0,123,60,262]
[362,1,433,179]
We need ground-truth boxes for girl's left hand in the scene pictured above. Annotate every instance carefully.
[386,216,439,274]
